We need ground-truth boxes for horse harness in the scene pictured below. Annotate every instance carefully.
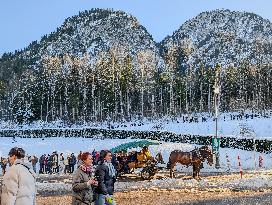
[189,148,204,164]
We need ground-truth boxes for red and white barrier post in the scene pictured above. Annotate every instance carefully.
[259,155,263,168]
[226,153,231,172]
[238,155,243,179]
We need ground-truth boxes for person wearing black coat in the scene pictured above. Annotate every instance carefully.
[70,153,77,173]
[95,150,117,205]
[39,154,45,174]
[111,154,118,171]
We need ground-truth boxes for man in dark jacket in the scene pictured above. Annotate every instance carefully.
[95,150,116,205]
[39,154,45,174]
[48,154,54,174]
[70,153,77,173]
[111,154,118,171]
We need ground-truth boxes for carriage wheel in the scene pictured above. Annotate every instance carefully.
[141,167,152,180]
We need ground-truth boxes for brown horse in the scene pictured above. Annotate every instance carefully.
[167,146,213,179]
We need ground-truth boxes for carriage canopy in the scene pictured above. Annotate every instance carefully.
[110,140,159,153]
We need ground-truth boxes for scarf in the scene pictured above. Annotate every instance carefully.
[104,161,116,178]
[80,164,93,174]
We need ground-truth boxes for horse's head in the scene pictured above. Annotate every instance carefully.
[199,146,213,166]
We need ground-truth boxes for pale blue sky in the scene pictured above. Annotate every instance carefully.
[0,0,271,55]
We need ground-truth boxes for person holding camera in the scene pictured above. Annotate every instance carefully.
[72,152,98,205]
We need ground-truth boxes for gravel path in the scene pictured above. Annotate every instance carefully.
[3,171,272,204]
[37,190,272,205]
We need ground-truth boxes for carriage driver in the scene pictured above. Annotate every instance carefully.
[142,146,152,160]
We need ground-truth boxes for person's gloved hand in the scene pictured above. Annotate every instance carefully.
[105,195,114,204]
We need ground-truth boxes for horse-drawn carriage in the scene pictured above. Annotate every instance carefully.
[111,140,214,180]
[111,140,164,180]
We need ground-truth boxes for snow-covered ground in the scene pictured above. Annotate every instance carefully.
[0,111,271,138]
[109,112,272,139]
[0,137,138,158]
[1,137,272,172]
[121,175,272,192]
[35,174,272,194]
[2,137,272,195]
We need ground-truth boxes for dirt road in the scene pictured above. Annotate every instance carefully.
[37,189,272,205]
[3,171,272,205]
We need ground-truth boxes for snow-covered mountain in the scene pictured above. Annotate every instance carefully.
[160,9,272,70]
[0,9,271,122]
[0,9,165,80]
[2,9,272,78]
[39,9,156,56]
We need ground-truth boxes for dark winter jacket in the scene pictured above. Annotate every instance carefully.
[48,155,53,166]
[72,168,94,205]
[71,155,77,165]
[95,163,116,195]
[111,155,118,171]
[39,155,45,165]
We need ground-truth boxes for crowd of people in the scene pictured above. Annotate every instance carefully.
[107,111,272,130]
[0,149,104,176]
[0,147,121,205]
[38,152,77,174]
[0,144,157,205]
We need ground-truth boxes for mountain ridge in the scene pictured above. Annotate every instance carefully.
[0,8,271,122]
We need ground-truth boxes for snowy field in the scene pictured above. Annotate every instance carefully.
[0,111,271,138]
[107,112,272,139]
[121,116,272,139]
[1,137,272,172]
